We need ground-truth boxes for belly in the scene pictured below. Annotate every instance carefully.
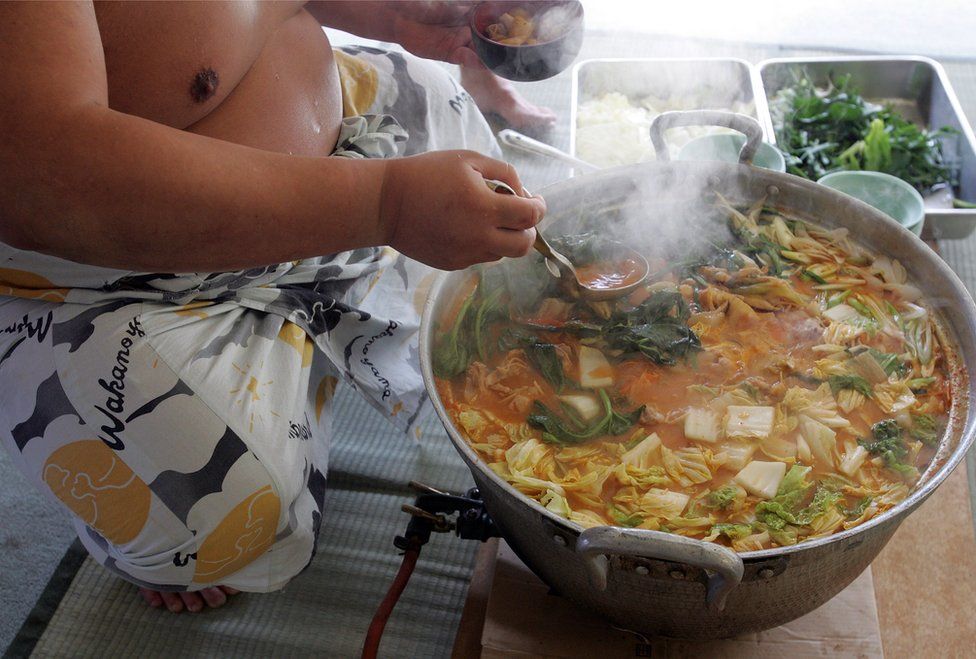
[186,11,343,156]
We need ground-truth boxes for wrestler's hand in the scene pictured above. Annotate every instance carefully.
[388,1,477,65]
[387,3,558,129]
[379,151,546,270]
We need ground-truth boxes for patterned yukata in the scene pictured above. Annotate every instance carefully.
[0,47,499,592]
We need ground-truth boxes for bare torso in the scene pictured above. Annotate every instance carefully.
[93,0,343,156]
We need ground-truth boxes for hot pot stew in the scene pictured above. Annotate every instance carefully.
[432,198,951,551]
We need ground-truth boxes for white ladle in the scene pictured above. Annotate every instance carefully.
[497,129,600,173]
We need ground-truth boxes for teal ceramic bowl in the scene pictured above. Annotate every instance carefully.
[817,171,925,236]
[677,133,786,172]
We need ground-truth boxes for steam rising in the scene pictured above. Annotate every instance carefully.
[536,4,578,42]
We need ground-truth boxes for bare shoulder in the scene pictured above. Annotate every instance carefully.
[0,1,108,113]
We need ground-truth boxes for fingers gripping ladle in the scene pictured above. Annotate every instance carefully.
[484,178,648,300]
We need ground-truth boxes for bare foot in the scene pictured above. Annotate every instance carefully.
[138,585,240,613]
[459,52,557,130]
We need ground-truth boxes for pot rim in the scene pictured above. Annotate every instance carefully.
[419,161,976,561]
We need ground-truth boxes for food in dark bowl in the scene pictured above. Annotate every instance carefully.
[470,1,583,82]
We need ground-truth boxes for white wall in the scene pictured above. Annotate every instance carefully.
[582,0,976,58]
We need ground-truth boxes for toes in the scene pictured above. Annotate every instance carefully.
[219,586,240,596]
[179,591,205,613]
[200,587,228,609]
[139,588,163,608]
[160,591,184,613]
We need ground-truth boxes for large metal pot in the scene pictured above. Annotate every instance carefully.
[419,113,976,638]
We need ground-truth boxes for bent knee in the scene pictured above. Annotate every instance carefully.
[63,450,306,591]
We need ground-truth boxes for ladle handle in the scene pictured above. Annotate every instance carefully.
[498,129,600,173]
[576,526,744,611]
[649,110,764,166]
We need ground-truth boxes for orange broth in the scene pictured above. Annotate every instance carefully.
[433,207,951,550]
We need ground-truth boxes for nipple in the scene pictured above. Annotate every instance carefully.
[190,68,220,103]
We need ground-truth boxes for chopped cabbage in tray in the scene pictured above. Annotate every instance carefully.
[434,200,951,551]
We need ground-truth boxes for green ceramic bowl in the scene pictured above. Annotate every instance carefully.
[677,133,786,172]
[817,171,925,237]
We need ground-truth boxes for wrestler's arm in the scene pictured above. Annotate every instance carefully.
[307,1,473,63]
[0,2,542,273]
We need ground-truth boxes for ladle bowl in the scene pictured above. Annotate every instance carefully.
[485,178,649,299]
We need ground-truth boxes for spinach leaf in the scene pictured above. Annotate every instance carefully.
[528,389,643,446]
[432,294,475,378]
[474,286,505,362]
[602,291,702,366]
[433,276,508,378]
[524,343,568,391]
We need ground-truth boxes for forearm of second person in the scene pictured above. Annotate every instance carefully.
[1,106,389,273]
[305,1,400,42]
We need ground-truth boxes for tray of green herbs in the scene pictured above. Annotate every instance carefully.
[771,74,956,193]
[757,57,976,239]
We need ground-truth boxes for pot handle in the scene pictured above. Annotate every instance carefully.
[576,526,744,611]
[649,110,764,166]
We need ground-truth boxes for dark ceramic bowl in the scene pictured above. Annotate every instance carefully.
[470,1,584,82]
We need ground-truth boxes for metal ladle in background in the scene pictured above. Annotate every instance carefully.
[484,178,648,300]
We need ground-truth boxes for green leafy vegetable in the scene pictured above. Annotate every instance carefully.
[706,485,741,510]
[910,413,940,447]
[623,429,648,450]
[768,526,800,546]
[858,419,918,477]
[755,500,799,530]
[907,376,937,393]
[773,74,958,193]
[827,374,874,398]
[754,466,847,535]
[775,465,815,509]
[528,389,644,446]
[609,506,644,528]
[757,483,843,530]
[845,496,873,519]
[867,348,909,377]
[754,465,813,529]
[524,343,568,391]
[432,294,476,378]
[602,291,702,366]
[800,269,828,284]
[710,523,753,541]
[474,287,505,362]
[433,277,509,377]
[729,224,788,276]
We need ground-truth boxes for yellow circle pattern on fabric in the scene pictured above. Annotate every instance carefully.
[334,49,379,118]
[42,440,151,546]
[193,484,281,584]
[0,268,68,302]
[278,321,315,367]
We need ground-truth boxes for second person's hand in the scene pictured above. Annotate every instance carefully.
[379,150,546,270]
